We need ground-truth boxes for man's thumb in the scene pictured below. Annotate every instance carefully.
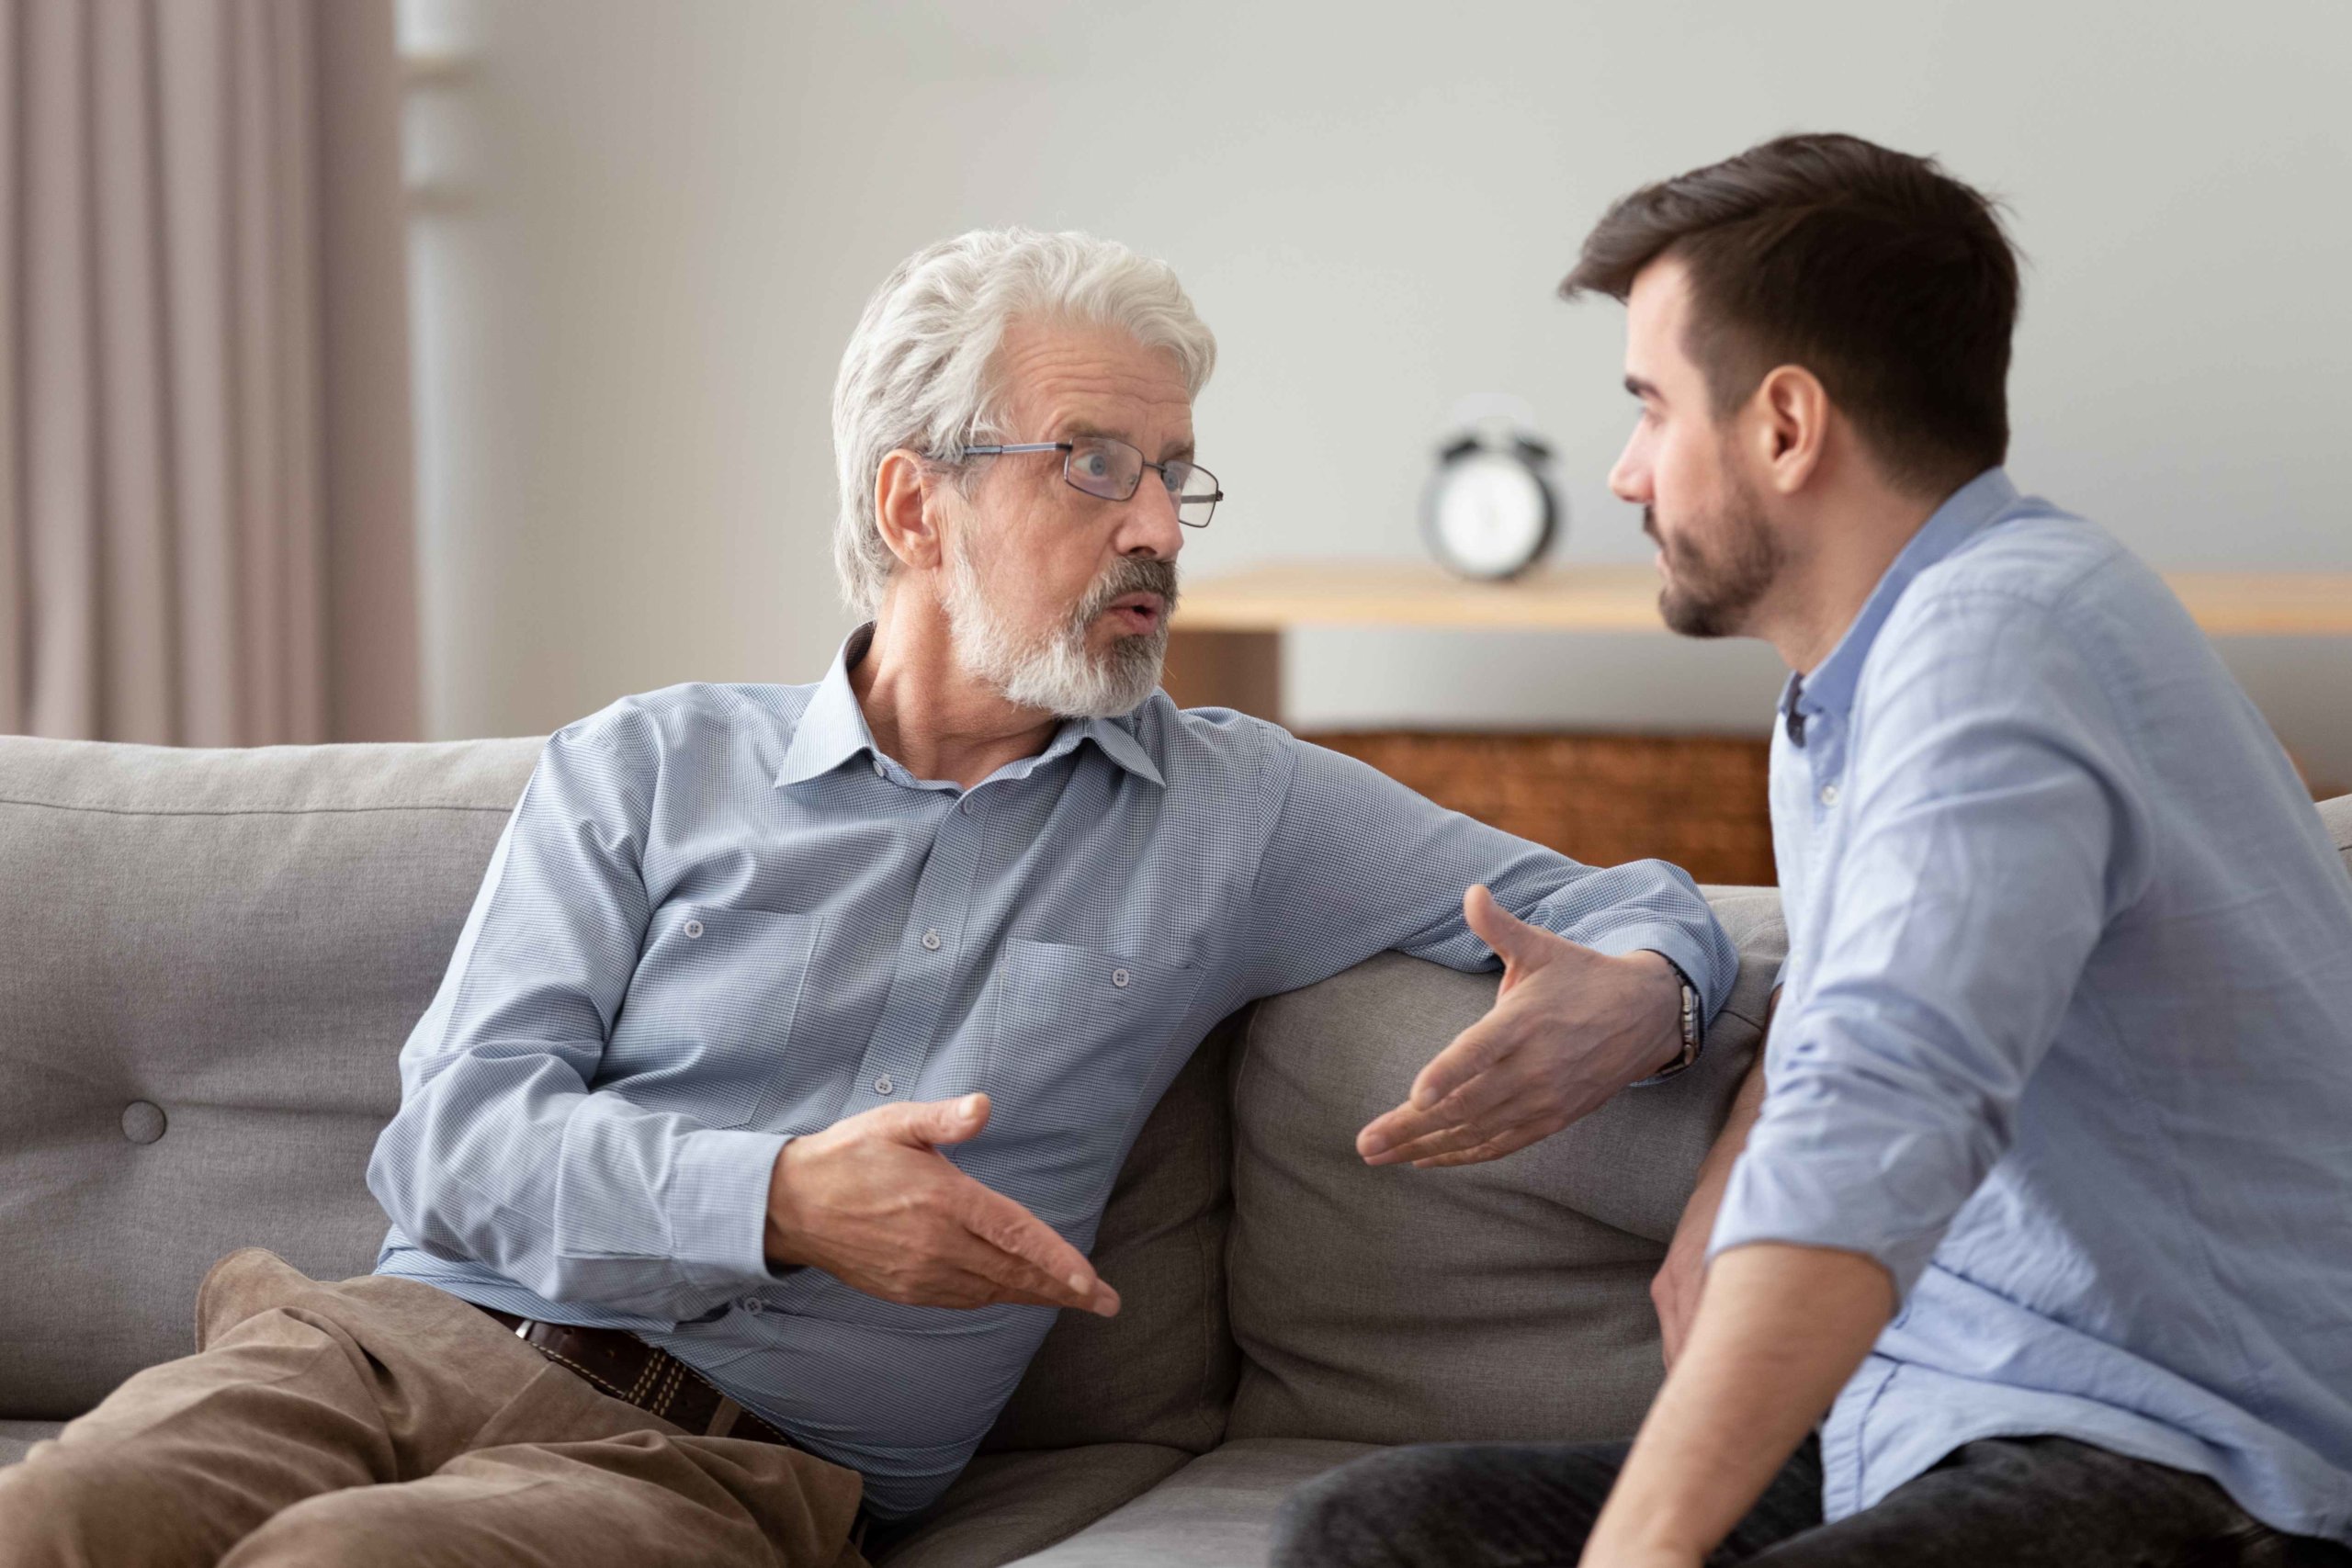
[899,1093,990,1146]
[1464,884,1541,964]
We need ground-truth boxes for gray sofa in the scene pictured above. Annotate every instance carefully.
[7,735,2346,1566]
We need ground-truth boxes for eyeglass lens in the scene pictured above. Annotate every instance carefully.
[1064,437,1219,528]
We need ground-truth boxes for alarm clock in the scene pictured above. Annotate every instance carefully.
[1419,401,1563,581]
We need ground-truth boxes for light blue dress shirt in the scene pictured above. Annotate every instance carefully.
[1710,469,2352,1541]
[369,627,1736,1518]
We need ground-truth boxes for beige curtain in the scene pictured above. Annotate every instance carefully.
[1,0,419,745]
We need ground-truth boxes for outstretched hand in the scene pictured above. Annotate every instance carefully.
[1355,885,1684,1168]
[763,1093,1120,1315]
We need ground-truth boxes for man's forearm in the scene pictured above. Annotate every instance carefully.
[1584,1242,1894,1564]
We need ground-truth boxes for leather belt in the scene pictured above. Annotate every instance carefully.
[472,1303,798,1450]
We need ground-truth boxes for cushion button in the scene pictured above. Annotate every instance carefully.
[121,1101,167,1145]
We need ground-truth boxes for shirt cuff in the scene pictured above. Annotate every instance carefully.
[1582,923,1720,1089]
[1708,1154,1940,1303]
[668,1127,793,1293]
[1584,920,1732,1023]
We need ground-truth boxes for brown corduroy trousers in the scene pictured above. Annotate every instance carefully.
[0,1249,867,1568]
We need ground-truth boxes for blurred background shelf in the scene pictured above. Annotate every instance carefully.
[1165,562,2352,884]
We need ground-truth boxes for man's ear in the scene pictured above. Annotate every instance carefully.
[1750,365,1829,497]
[875,449,949,572]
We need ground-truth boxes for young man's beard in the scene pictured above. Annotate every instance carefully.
[1650,468,1782,639]
[942,528,1178,719]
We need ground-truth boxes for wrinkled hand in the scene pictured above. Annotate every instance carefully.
[1356,886,1682,1168]
[763,1093,1119,1316]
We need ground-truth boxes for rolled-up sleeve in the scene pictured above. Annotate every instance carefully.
[367,710,786,1320]
[1710,591,2151,1298]
[1241,730,1737,1020]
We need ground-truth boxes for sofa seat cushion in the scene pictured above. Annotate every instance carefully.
[1004,1438,1377,1567]
[872,1444,1193,1568]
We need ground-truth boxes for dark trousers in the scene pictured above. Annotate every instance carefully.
[1272,1432,2352,1568]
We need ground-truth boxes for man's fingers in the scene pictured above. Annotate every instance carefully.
[957,1184,1119,1315]
[1408,1015,1519,1112]
[890,1093,992,1148]
[1384,1108,1554,1168]
[1462,883,1574,971]
[1410,1120,1556,1168]
[1357,1038,1529,1162]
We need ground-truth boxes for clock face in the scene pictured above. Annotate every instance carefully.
[1425,449,1553,579]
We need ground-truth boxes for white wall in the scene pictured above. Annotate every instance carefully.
[398,0,2352,784]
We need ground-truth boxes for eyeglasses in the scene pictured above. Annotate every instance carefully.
[956,435,1222,529]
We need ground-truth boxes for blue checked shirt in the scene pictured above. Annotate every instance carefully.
[1711,469,2352,1542]
[369,626,1736,1517]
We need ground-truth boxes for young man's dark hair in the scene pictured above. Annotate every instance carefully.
[1560,132,2019,497]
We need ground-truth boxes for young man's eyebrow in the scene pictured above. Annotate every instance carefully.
[1624,374,1663,400]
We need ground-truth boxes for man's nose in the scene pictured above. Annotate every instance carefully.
[1119,475,1185,559]
[1608,437,1649,506]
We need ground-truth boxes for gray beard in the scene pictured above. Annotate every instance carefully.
[942,537,1177,719]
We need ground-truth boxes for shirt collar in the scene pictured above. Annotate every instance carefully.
[1786,467,2021,729]
[774,625,1167,791]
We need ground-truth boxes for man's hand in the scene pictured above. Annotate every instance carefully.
[1654,1050,1769,1364]
[763,1093,1120,1316]
[1581,1243,1895,1566]
[1356,885,1685,1168]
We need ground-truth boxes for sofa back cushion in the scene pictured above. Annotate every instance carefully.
[979,1008,1241,1455]
[0,733,1239,1452]
[0,736,542,1417]
[1223,886,1788,1446]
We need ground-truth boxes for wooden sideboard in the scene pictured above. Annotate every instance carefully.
[1162,559,2352,723]
[1161,560,2352,884]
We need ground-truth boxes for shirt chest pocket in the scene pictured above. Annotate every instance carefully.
[971,938,1205,1220]
[600,905,823,1129]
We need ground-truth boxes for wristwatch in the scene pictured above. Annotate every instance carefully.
[1640,954,1703,1084]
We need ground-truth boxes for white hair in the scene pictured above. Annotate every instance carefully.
[830,228,1217,617]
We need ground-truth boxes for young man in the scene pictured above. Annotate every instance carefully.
[1276,134,2352,1566]
[0,229,1734,1567]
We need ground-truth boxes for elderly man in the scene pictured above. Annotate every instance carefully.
[0,228,1735,1568]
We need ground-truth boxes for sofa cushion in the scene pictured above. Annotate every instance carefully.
[0,736,544,1418]
[979,1010,1242,1456]
[871,1443,1192,1568]
[1224,885,1787,1448]
[2320,793,2351,869]
[1003,1438,1378,1567]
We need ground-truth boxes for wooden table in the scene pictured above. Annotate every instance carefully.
[1162,559,2352,721]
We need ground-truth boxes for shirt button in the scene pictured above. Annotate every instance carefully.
[872,758,887,777]
[1820,784,1840,807]
[875,1074,895,1095]
[741,1296,764,1315]
[683,919,704,939]
[960,798,977,816]
[1112,968,1131,988]
[922,930,941,951]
